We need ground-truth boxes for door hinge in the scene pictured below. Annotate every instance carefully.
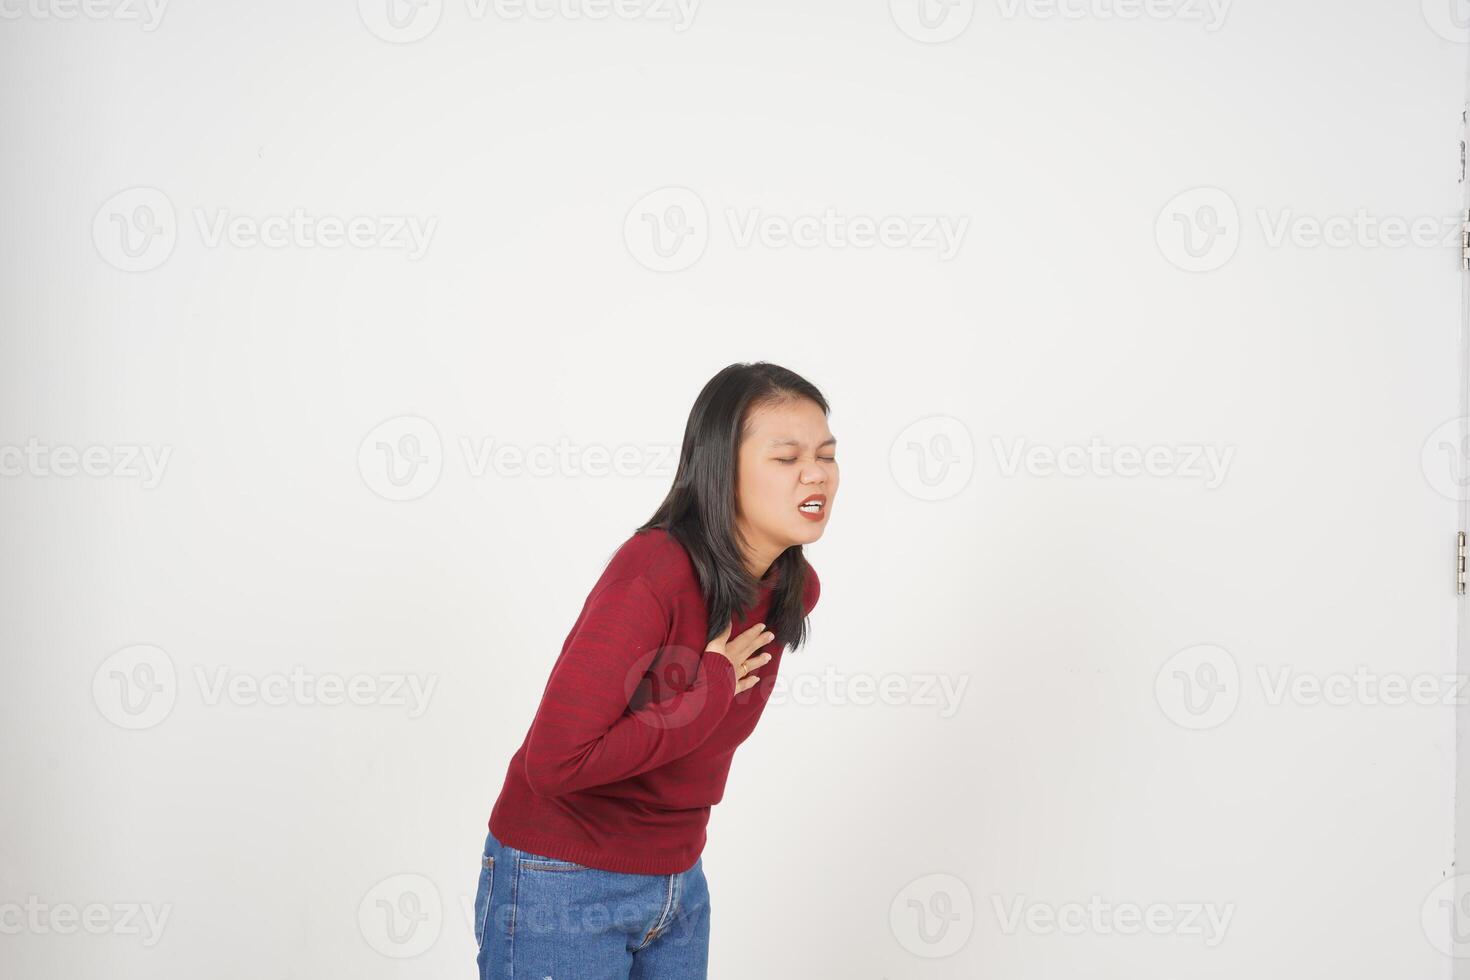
[1462,211,1470,270]
[1459,531,1466,595]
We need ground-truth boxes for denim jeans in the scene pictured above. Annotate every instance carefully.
[473,829,712,979]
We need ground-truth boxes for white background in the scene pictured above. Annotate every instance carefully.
[2,1,1468,977]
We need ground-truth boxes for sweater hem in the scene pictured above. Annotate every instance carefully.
[488,816,703,876]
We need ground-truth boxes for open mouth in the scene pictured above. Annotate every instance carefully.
[797,494,827,518]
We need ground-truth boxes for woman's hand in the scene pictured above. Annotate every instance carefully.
[705,621,775,694]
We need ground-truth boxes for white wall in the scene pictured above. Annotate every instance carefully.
[1,2,1465,977]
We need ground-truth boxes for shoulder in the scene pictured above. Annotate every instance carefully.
[602,526,698,594]
[574,529,686,626]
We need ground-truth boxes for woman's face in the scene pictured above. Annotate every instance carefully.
[734,397,838,568]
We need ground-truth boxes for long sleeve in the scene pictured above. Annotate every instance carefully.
[522,575,738,798]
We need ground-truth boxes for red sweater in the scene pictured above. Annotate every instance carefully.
[488,526,820,874]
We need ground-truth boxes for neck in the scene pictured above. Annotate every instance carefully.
[738,528,785,582]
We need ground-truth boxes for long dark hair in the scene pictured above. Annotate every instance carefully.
[635,361,827,654]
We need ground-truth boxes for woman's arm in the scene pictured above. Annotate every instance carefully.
[521,575,738,797]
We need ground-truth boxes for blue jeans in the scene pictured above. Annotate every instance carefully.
[473,829,711,979]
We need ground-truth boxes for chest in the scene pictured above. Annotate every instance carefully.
[631,589,784,723]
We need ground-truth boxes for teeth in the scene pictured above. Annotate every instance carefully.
[800,502,823,511]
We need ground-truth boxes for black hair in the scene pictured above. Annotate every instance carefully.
[635,361,828,654]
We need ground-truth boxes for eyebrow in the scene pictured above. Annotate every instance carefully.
[767,437,837,449]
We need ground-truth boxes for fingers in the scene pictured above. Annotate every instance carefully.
[742,631,775,661]
[709,621,776,684]
[732,631,776,693]
[736,657,771,693]
[733,621,776,693]
[733,622,773,658]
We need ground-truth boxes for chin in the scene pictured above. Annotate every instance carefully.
[788,521,827,545]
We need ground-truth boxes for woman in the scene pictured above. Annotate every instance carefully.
[473,362,837,978]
